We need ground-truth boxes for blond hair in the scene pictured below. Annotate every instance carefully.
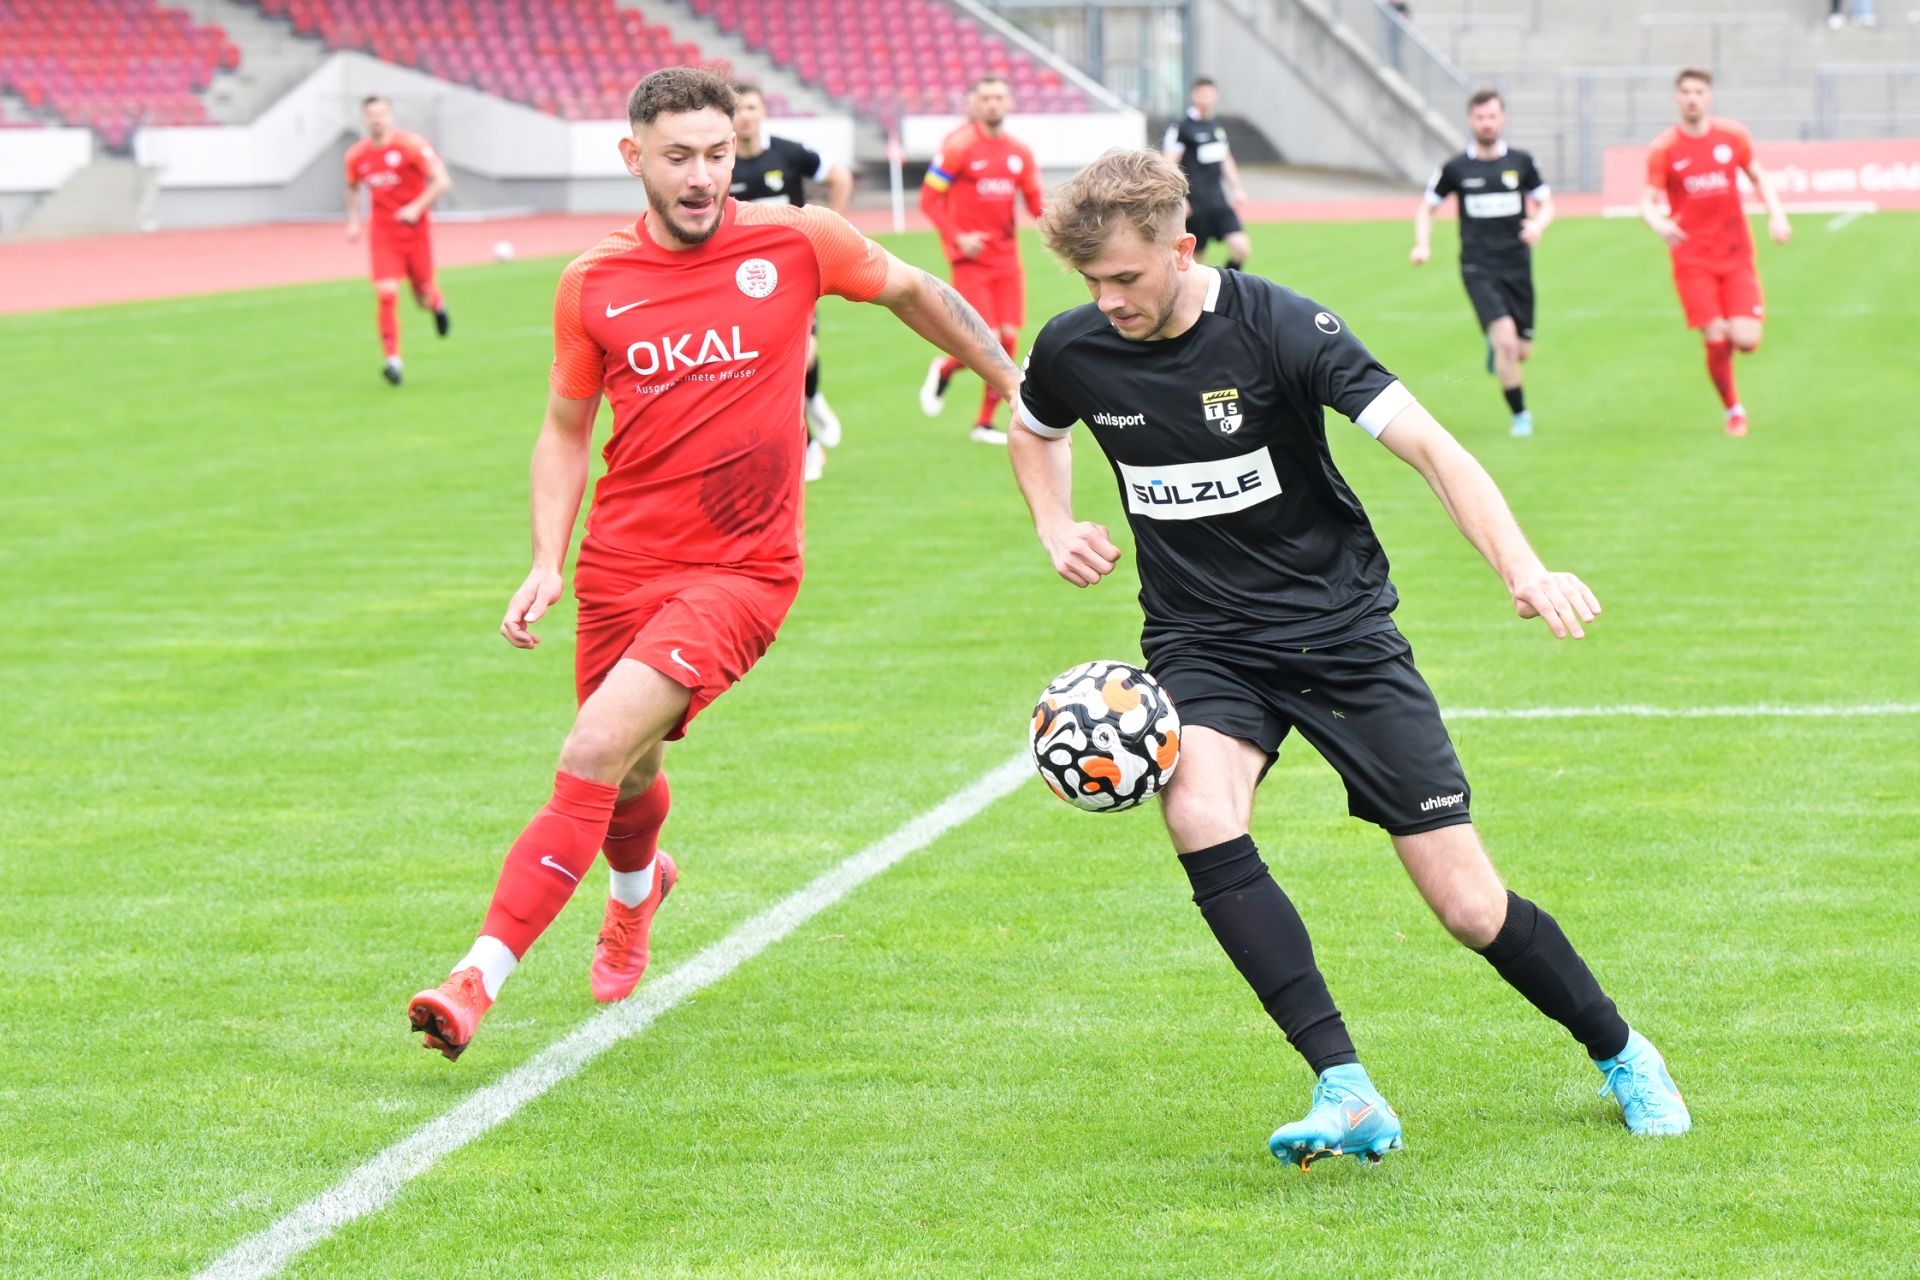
[1038,149,1190,268]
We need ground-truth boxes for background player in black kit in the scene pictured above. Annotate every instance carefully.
[1412,88,1554,437]
[1010,150,1690,1167]
[731,83,854,480]
[1162,77,1250,272]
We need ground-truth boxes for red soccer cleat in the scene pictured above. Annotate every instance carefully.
[590,852,678,1003]
[1725,408,1748,437]
[408,967,493,1061]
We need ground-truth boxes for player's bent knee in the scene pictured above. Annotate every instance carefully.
[1437,895,1506,949]
[559,718,649,785]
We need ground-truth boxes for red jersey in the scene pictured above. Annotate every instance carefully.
[1647,118,1756,265]
[551,199,890,567]
[345,130,439,230]
[920,123,1043,268]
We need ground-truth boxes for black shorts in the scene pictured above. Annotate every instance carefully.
[1145,626,1472,836]
[1186,202,1244,253]
[1461,260,1534,340]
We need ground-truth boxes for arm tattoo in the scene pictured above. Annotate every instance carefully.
[926,271,1019,377]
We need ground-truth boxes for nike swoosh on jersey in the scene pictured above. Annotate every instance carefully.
[605,299,650,317]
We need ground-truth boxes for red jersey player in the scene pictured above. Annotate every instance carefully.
[1640,68,1791,436]
[407,68,1022,1061]
[917,73,1044,444]
[345,95,452,386]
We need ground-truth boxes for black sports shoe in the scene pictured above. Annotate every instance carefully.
[383,358,403,386]
[434,307,450,337]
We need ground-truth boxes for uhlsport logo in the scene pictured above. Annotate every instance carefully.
[736,258,778,298]
[1420,791,1466,813]
[1314,311,1341,335]
[1116,448,1281,521]
[1200,387,1243,436]
[1093,411,1145,428]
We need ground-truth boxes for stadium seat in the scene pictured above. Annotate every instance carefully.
[0,0,231,150]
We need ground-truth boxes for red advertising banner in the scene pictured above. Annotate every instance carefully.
[1602,137,1920,214]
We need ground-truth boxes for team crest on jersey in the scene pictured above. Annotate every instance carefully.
[765,170,785,191]
[1501,169,1519,189]
[1200,387,1243,436]
[736,258,778,298]
[1008,155,1024,174]
[385,149,403,167]
[1713,143,1733,164]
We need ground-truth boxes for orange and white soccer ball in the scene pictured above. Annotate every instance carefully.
[1030,660,1180,812]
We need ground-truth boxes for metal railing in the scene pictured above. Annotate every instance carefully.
[1322,0,1473,114]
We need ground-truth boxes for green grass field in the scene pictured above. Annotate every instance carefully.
[2,212,1916,1279]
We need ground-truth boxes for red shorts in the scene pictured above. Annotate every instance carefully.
[951,259,1026,331]
[573,543,803,740]
[370,226,435,293]
[1671,257,1764,329]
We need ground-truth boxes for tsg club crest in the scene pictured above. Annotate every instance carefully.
[1201,387,1243,437]
[1501,168,1519,189]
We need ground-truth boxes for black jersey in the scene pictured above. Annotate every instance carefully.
[729,136,829,207]
[1019,268,1416,649]
[1424,144,1548,266]
[1163,109,1232,208]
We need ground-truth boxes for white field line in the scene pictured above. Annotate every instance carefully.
[194,751,1034,1280]
[192,698,1919,1277]
[1447,702,1920,720]
[1827,209,1864,232]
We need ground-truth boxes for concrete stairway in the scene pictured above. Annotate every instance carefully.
[17,156,160,237]
[170,0,330,124]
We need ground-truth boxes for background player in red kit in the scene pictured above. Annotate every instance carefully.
[1640,68,1790,436]
[917,73,1044,444]
[407,68,1022,1061]
[345,95,452,386]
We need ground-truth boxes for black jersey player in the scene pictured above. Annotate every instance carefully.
[1011,150,1689,1168]
[731,83,855,479]
[1162,77,1249,271]
[1412,88,1554,437]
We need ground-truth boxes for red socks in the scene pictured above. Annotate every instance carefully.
[417,282,445,312]
[1704,337,1737,409]
[480,772,619,958]
[604,775,669,873]
[377,292,400,358]
[937,355,965,381]
[973,333,1019,426]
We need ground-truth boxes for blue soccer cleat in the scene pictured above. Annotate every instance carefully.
[1510,409,1533,437]
[1268,1063,1404,1170]
[1595,1029,1691,1136]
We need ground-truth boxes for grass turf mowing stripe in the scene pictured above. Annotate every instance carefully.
[193,751,1033,1280]
[1447,703,1920,719]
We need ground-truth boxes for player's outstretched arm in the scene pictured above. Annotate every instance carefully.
[1523,191,1555,246]
[1640,184,1685,247]
[822,163,853,214]
[344,180,361,242]
[1008,418,1119,588]
[1744,161,1792,243]
[1410,197,1434,264]
[872,255,1023,402]
[1377,402,1600,639]
[502,390,599,649]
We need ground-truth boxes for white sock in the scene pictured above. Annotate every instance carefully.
[454,935,517,999]
[1726,402,1744,417]
[608,861,656,908]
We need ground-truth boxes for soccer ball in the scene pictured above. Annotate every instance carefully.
[1030,660,1180,812]
[492,239,516,262]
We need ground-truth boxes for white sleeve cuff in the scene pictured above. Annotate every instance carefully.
[811,154,834,181]
[1354,380,1417,438]
[1423,190,1445,208]
[1530,183,1552,200]
[1016,392,1073,439]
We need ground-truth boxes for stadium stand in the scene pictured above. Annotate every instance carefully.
[682,0,1089,120]
[0,0,237,149]
[238,0,765,120]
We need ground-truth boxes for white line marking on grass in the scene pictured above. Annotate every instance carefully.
[1826,209,1864,232]
[194,750,1034,1280]
[1447,702,1920,720]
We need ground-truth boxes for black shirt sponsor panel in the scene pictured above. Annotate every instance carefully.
[730,136,829,207]
[1164,112,1232,208]
[1426,147,1547,267]
[1019,269,1416,648]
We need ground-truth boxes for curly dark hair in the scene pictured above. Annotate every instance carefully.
[627,67,736,129]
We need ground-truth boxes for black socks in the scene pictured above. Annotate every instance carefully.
[1178,836,1357,1075]
[1504,384,1526,414]
[804,360,820,400]
[1476,891,1630,1061]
